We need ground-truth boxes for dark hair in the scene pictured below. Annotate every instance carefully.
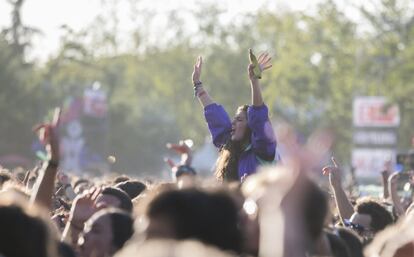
[116,180,147,199]
[58,242,76,257]
[0,170,11,186]
[326,232,351,257]
[215,105,251,181]
[303,180,328,241]
[113,175,130,184]
[174,165,197,178]
[336,228,363,257]
[147,188,243,253]
[108,210,134,250]
[101,187,133,212]
[0,203,55,257]
[73,178,90,190]
[355,199,393,233]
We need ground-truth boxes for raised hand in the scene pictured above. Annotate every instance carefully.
[164,139,193,169]
[322,157,342,187]
[323,156,354,220]
[248,49,272,80]
[257,52,272,72]
[69,187,101,224]
[34,108,61,163]
[166,140,192,155]
[164,157,176,169]
[388,171,400,188]
[192,56,203,84]
[388,171,406,216]
[30,108,61,209]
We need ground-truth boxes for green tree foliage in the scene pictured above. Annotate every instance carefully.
[358,0,414,150]
[1,0,413,174]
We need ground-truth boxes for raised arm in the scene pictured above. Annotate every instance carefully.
[248,50,272,107]
[388,172,405,217]
[62,187,100,245]
[193,56,214,107]
[30,108,61,210]
[192,56,232,147]
[381,160,392,199]
[322,158,354,222]
[165,140,193,167]
[247,50,276,160]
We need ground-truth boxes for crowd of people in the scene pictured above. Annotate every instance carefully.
[0,50,413,257]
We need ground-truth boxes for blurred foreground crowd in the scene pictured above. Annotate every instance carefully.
[0,127,413,257]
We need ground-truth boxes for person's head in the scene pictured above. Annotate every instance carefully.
[115,180,147,199]
[13,168,26,183]
[215,105,251,181]
[348,198,393,239]
[326,232,351,257]
[173,165,197,180]
[96,187,133,212]
[116,240,237,257]
[145,188,243,253]
[0,195,58,257]
[336,228,363,257]
[228,183,260,256]
[303,179,328,243]
[113,175,130,184]
[73,179,91,195]
[0,170,11,188]
[79,209,134,257]
[58,242,76,257]
[364,213,414,257]
[231,105,250,142]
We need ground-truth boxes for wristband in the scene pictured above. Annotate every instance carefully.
[193,82,203,98]
[47,160,59,169]
[193,81,202,87]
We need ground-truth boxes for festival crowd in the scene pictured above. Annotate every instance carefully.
[0,50,413,257]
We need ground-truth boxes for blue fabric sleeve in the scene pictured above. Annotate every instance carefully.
[247,104,276,160]
[204,103,232,148]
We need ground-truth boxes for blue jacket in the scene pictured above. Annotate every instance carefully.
[204,103,277,179]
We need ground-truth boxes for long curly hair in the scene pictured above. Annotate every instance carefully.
[215,105,251,181]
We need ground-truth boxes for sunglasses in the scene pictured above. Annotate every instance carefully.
[343,219,368,234]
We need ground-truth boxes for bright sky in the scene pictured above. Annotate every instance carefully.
[0,0,362,62]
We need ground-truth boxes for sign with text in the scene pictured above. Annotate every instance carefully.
[352,148,395,176]
[353,130,397,146]
[353,97,400,127]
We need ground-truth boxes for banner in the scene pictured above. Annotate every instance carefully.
[353,97,400,127]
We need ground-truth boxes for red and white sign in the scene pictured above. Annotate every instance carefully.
[353,97,400,127]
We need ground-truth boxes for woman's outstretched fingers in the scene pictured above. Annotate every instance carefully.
[258,53,265,63]
[258,52,268,63]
